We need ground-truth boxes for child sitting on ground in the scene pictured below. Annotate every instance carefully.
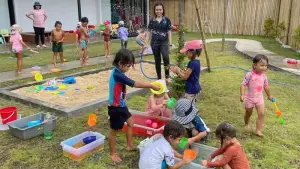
[117,20,128,49]
[50,21,65,67]
[200,122,250,169]
[170,40,203,102]
[173,98,210,145]
[108,48,160,163]
[139,120,192,169]
[240,54,273,137]
[145,80,172,118]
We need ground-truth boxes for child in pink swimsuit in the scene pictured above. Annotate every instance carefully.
[9,25,30,73]
[240,54,273,137]
[145,80,172,118]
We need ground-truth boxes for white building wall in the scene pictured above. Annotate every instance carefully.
[0,0,11,29]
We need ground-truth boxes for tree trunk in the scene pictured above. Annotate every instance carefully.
[194,0,211,72]
[222,0,228,51]
[178,0,185,52]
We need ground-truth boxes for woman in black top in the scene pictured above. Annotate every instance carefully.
[148,3,172,82]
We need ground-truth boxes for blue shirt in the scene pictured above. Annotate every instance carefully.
[148,17,172,45]
[117,27,128,41]
[108,67,135,107]
[186,59,201,94]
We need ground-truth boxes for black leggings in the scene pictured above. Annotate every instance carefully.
[151,44,170,79]
[121,39,128,49]
[33,27,45,45]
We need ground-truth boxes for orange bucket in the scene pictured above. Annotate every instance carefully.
[87,114,97,127]
[0,106,18,125]
[184,149,197,161]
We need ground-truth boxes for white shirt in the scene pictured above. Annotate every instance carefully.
[139,136,175,169]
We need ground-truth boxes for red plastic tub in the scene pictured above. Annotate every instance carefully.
[122,111,170,137]
[0,106,18,125]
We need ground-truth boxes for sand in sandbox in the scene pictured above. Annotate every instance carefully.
[12,63,168,108]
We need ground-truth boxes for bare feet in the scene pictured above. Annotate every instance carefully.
[256,130,264,137]
[244,125,250,131]
[126,145,138,151]
[110,153,122,163]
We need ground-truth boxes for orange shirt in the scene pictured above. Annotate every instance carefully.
[207,143,250,169]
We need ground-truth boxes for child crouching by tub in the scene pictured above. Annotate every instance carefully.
[145,80,172,118]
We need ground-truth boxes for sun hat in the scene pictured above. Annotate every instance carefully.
[104,20,111,25]
[172,98,198,125]
[33,2,42,6]
[180,40,203,53]
[118,21,124,25]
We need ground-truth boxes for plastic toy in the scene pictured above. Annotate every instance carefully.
[178,137,188,149]
[49,91,59,95]
[151,122,158,129]
[44,131,53,140]
[59,84,66,89]
[87,86,95,89]
[35,85,44,91]
[167,97,176,109]
[63,76,76,84]
[51,68,62,72]
[47,79,56,86]
[88,113,97,127]
[83,136,96,144]
[63,58,68,62]
[27,120,42,127]
[59,91,65,95]
[44,86,59,91]
[184,149,197,161]
[31,65,41,70]
[271,98,284,124]
[150,81,165,95]
[145,119,152,127]
[34,72,43,81]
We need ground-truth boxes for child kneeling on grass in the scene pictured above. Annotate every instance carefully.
[108,48,160,163]
[139,120,192,169]
[173,98,210,145]
[201,122,250,169]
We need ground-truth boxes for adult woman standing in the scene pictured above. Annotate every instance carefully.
[148,2,172,82]
[26,2,48,48]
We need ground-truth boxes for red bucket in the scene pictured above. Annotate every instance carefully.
[0,106,18,125]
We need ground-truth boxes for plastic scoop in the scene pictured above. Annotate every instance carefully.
[34,72,43,81]
[184,149,197,161]
[83,136,96,144]
[167,97,176,108]
[178,137,188,149]
[150,81,165,95]
[87,113,97,127]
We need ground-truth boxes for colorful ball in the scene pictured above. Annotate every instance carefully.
[145,119,152,127]
[151,122,158,129]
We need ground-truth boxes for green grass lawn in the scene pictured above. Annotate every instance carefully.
[1,41,300,169]
[0,39,140,72]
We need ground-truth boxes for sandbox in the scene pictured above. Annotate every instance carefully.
[0,62,165,116]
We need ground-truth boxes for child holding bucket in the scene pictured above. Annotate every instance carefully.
[240,54,273,137]
[107,48,160,163]
[139,120,192,169]
[170,40,202,102]
[145,80,172,118]
[173,98,210,145]
[9,24,31,73]
[200,122,250,169]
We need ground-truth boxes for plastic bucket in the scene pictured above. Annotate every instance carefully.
[0,107,18,125]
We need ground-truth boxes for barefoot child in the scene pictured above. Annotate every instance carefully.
[170,40,203,102]
[240,54,273,137]
[9,25,30,73]
[102,20,111,57]
[79,17,89,66]
[139,120,192,169]
[145,79,172,118]
[173,98,210,145]
[201,122,250,169]
[117,20,128,49]
[50,21,64,66]
[108,48,160,162]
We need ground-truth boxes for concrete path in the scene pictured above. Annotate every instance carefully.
[1,38,300,83]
